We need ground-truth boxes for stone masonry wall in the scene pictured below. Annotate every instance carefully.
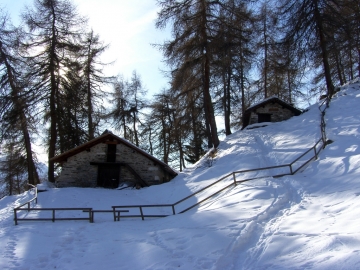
[56,142,170,187]
[116,143,168,185]
[56,144,106,187]
[249,102,295,126]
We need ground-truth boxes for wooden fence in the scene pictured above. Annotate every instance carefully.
[14,96,331,224]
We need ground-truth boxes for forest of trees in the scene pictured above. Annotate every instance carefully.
[0,0,359,197]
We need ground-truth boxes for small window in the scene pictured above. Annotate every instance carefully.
[107,144,117,162]
[258,113,271,123]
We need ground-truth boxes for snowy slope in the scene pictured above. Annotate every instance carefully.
[1,80,360,269]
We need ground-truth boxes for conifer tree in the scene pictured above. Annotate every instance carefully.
[81,29,112,140]
[0,10,40,186]
[156,0,221,148]
[278,0,347,98]
[22,0,87,182]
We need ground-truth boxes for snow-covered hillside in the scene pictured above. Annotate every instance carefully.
[1,80,360,269]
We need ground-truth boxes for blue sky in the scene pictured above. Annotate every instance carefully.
[1,0,170,97]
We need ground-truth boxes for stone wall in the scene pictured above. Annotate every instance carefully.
[55,142,171,187]
[116,143,169,185]
[248,102,295,126]
[55,143,106,187]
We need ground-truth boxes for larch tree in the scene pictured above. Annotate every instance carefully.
[0,10,40,186]
[147,91,175,164]
[0,139,27,196]
[278,0,348,98]
[81,29,112,140]
[22,0,87,182]
[156,0,220,148]
[108,75,132,140]
[107,71,147,147]
[212,1,255,134]
[57,59,87,152]
[127,71,147,147]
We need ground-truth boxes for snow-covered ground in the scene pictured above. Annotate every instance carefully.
[1,80,360,269]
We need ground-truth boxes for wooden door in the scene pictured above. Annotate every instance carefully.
[97,165,120,188]
[258,113,271,123]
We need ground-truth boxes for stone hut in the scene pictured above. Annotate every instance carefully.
[50,131,177,188]
[242,97,302,129]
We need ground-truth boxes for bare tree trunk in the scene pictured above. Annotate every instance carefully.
[132,111,139,147]
[201,0,219,148]
[358,48,360,78]
[314,2,335,98]
[161,114,168,163]
[87,71,94,140]
[263,12,268,98]
[224,66,232,136]
[48,5,59,183]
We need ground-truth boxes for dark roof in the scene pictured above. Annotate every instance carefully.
[242,96,302,128]
[50,132,177,176]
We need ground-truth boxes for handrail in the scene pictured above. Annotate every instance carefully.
[112,139,325,219]
[113,98,331,219]
[14,207,93,225]
[14,136,326,225]
[14,184,38,212]
[14,96,332,224]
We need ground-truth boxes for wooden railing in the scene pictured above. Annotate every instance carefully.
[14,207,93,225]
[112,137,325,219]
[14,97,331,224]
[14,138,326,225]
[13,185,93,225]
[113,97,331,220]
[13,184,38,224]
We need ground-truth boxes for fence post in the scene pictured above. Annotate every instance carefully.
[171,205,176,215]
[139,206,144,220]
[233,172,237,185]
[112,207,116,222]
[314,145,318,160]
[88,209,93,223]
[14,209,18,225]
[289,164,293,175]
[27,202,30,212]
[52,209,55,222]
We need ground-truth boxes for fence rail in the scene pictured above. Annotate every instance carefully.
[14,96,331,224]
[14,207,93,225]
[112,96,331,220]
[113,137,326,220]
